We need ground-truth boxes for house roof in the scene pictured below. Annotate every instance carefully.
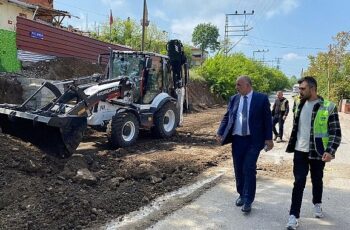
[7,0,78,19]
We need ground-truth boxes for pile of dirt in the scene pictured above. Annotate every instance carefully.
[0,56,224,109]
[0,57,227,229]
[0,107,230,230]
[21,57,105,80]
[187,80,225,111]
[0,74,23,104]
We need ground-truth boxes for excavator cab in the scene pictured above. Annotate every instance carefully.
[107,51,176,105]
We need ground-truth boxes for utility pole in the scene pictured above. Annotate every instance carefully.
[86,13,88,32]
[224,10,254,55]
[275,57,281,70]
[252,49,269,63]
[141,0,150,51]
[327,44,332,98]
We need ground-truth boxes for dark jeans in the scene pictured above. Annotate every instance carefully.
[273,115,285,139]
[232,135,260,205]
[289,150,325,218]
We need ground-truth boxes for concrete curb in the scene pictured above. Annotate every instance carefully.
[92,163,231,230]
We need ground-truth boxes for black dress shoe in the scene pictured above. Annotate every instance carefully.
[235,197,244,207]
[241,203,252,213]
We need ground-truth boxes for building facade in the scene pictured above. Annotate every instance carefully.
[191,47,208,67]
[0,0,34,31]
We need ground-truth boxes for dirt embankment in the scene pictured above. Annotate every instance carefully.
[0,106,231,230]
[20,57,105,80]
[0,57,224,108]
[0,57,105,105]
[0,74,23,104]
[0,57,228,229]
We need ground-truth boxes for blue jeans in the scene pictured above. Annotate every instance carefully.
[289,150,325,218]
[232,135,260,204]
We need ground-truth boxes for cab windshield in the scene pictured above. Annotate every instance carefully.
[112,55,143,80]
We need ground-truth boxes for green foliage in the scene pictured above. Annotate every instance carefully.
[192,23,220,55]
[289,75,298,86]
[90,17,194,66]
[305,31,350,103]
[183,44,193,66]
[91,18,142,50]
[92,18,170,54]
[0,29,21,72]
[189,69,205,82]
[196,53,289,100]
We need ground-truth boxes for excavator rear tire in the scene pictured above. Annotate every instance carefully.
[107,112,139,148]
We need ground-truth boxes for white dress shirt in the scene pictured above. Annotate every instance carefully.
[233,90,253,136]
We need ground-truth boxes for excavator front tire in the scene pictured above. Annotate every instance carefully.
[107,112,139,148]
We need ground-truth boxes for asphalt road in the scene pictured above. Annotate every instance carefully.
[99,92,350,230]
[148,92,350,230]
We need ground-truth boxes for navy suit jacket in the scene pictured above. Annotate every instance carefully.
[217,91,273,150]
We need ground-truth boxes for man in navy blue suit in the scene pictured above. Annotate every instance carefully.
[216,75,273,213]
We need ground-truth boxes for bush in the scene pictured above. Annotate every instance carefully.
[196,53,289,100]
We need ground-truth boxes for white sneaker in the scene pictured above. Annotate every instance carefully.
[286,215,299,230]
[314,203,324,218]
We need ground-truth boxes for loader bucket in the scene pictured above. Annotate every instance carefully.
[0,105,87,158]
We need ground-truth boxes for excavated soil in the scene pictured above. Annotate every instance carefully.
[21,57,105,80]
[0,106,293,230]
[0,58,290,229]
[0,74,23,104]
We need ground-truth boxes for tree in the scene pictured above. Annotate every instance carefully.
[305,31,350,103]
[192,23,220,58]
[196,53,289,100]
[91,18,169,54]
[289,75,298,87]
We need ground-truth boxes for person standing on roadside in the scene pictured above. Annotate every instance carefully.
[285,76,342,230]
[272,91,289,142]
[216,75,273,214]
[292,93,301,116]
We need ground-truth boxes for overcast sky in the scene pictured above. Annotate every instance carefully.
[54,0,350,78]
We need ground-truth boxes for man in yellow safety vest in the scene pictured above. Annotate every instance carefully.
[285,76,342,230]
[272,91,289,142]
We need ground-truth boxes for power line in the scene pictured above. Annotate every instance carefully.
[224,10,255,55]
[249,36,326,50]
[253,49,269,62]
[55,0,108,18]
[239,41,327,51]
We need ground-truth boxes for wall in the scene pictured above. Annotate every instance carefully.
[0,29,21,72]
[0,1,33,31]
[16,17,132,64]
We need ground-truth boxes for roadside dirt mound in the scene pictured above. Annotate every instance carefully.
[0,103,294,230]
[0,108,230,230]
[0,56,225,109]
[21,57,105,80]
[187,80,225,111]
[0,74,23,104]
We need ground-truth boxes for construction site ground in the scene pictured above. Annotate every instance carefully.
[0,102,298,230]
[1,59,348,230]
[0,59,230,230]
